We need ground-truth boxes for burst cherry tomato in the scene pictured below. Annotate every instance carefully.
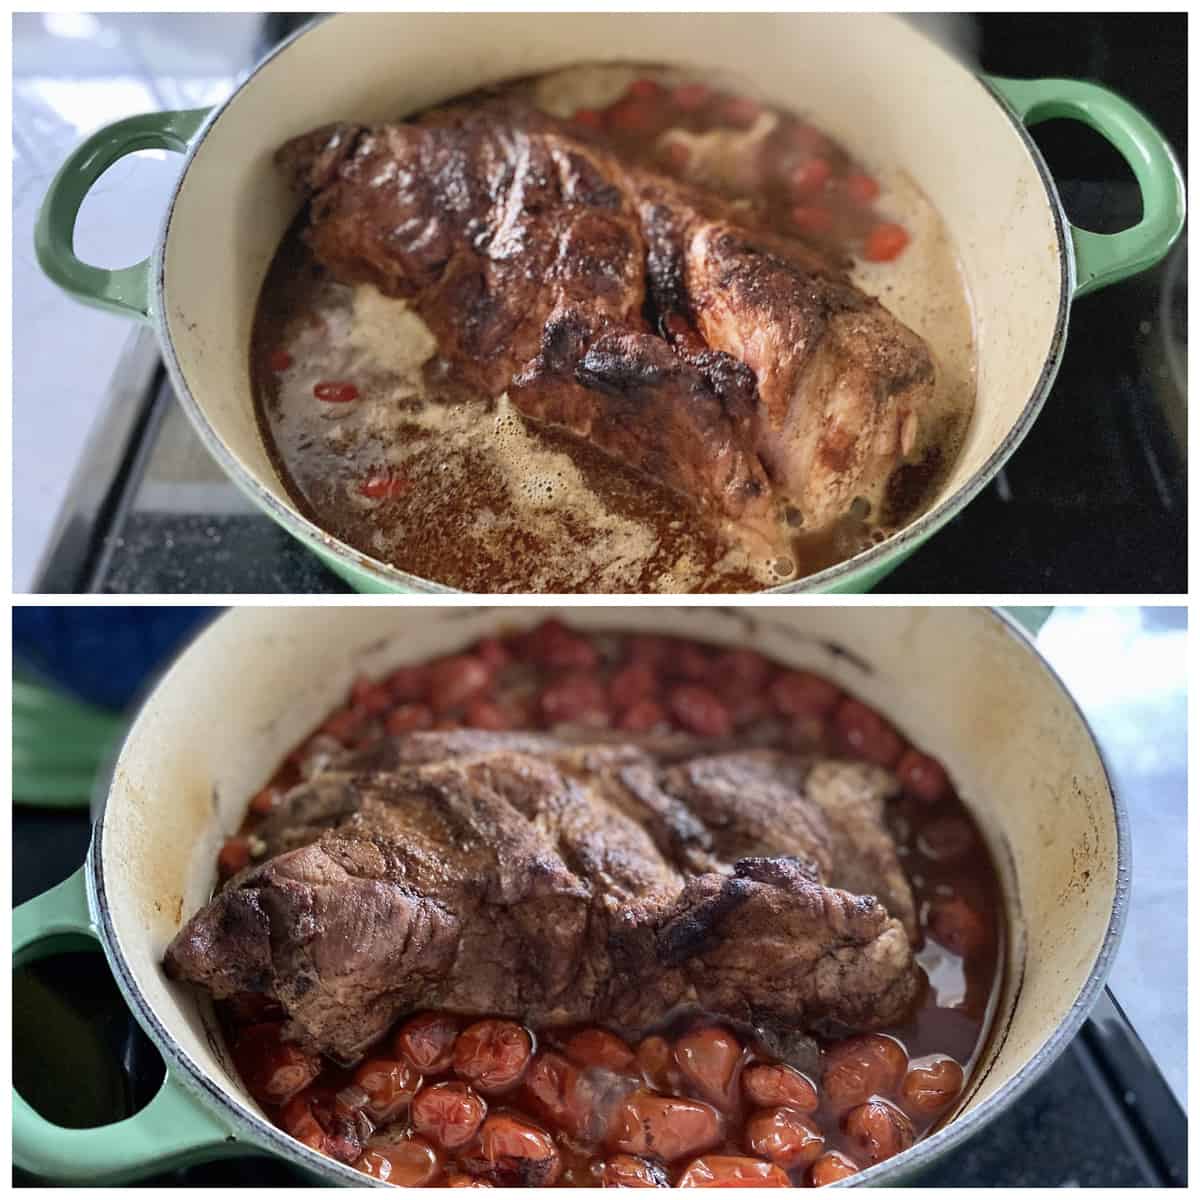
[822,1034,908,1114]
[411,1081,488,1149]
[900,1055,965,1116]
[609,1091,722,1163]
[745,1106,825,1169]
[810,1150,860,1185]
[672,83,712,111]
[668,685,732,737]
[599,1154,671,1186]
[565,1029,637,1072]
[231,1022,321,1106]
[475,1114,562,1186]
[353,1057,421,1123]
[429,655,492,714]
[674,1027,742,1107]
[395,1012,460,1074]
[742,1063,819,1113]
[677,1155,790,1187]
[268,349,292,372]
[354,1136,441,1186]
[385,703,434,733]
[896,748,951,804]
[453,1019,534,1093]
[843,1099,915,1164]
[769,669,841,718]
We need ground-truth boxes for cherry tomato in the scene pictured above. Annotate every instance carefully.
[745,1106,825,1169]
[541,672,610,726]
[618,698,668,732]
[395,1012,460,1074]
[411,1081,488,1149]
[608,96,659,135]
[320,706,366,744]
[822,1034,908,1114]
[831,698,904,767]
[453,1019,534,1093]
[349,675,392,715]
[218,837,251,878]
[231,1022,321,1106]
[896,749,952,804]
[599,1153,671,1187]
[717,95,762,129]
[383,665,429,703]
[573,108,605,129]
[267,348,292,372]
[473,637,511,671]
[845,172,881,205]
[354,1136,441,1185]
[927,896,990,958]
[565,1029,637,1073]
[525,619,600,669]
[248,786,282,816]
[790,206,834,237]
[900,1055,965,1116]
[668,685,732,737]
[672,83,712,111]
[790,158,833,196]
[810,1150,861,1186]
[429,655,492,714]
[863,222,910,262]
[769,669,842,718]
[627,78,665,101]
[741,1063,819,1113]
[674,1027,742,1107]
[475,1114,562,1186]
[525,1052,588,1135]
[465,699,512,730]
[843,1099,915,1164]
[609,662,659,709]
[608,1091,722,1163]
[917,816,974,862]
[313,380,359,403]
[677,1155,790,1187]
[358,471,409,500]
[385,703,434,733]
[636,1036,678,1092]
[709,648,772,692]
[353,1057,422,1123]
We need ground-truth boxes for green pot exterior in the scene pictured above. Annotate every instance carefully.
[12,870,241,1184]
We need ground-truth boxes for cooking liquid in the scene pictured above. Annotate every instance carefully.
[251,66,976,592]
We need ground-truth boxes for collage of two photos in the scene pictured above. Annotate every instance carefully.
[11,10,1188,1193]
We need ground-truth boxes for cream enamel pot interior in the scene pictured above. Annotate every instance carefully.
[13,606,1127,1185]
[36,13,1184,593]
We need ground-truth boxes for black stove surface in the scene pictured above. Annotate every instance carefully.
[33,13,1185,594]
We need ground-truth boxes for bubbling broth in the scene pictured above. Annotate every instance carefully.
[251,65,976,592]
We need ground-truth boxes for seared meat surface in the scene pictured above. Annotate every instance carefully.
[165,733,920,1064]
[277,99,936,546]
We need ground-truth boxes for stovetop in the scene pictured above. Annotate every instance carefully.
[31,13,1186,595]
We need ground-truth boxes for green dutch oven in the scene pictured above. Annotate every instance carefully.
[12,605,1125,1184]
[36,15,1184,592]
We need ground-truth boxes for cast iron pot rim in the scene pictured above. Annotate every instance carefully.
[85,606,1129,1186]
[151,13,1074,595]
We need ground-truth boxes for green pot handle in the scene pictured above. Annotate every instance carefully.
[986,75,1185,297]
[13,869,236,1183]
[34,107,210,323]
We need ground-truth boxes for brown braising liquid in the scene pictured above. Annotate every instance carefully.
[251,65,976,591]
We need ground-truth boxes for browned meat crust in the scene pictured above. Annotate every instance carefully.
[165,733,920,1063]
[276,99,936,547]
